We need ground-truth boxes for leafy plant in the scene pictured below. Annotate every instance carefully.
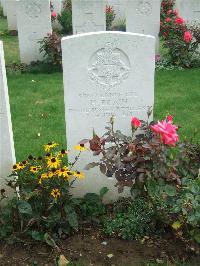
[160,0,200,67]
[57,0,72,35]
[39,32,62,67]
[111,19,126,32]
[103,197,157,240]
[0,142,87,242]
[106,5,116,30]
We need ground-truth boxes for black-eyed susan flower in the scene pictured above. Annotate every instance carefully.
[57,167,73,179]
[44,142,59,152]
[58,149,68,157]
[47,157,61,169]
[30,166,40,173]
[74,144,88,152]
[73,171,85,179]
[51,188,61,199]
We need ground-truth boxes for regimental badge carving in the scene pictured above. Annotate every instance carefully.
[137,1,152,15]
[88,42,131,87]
[26,2,41,18]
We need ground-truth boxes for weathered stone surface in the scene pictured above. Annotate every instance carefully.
[6,0,17,30]
[16,0,52,64]
[0,41,15,187]
[62,31,155,201]
[106,0,125,24]
[72,0,106,34]
[176,0,200,24]
[126,0,161,37]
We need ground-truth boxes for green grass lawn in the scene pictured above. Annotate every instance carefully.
[1,17,200,161]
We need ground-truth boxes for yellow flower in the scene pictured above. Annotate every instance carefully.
[73,171,85,179]
[74,144,88,152]
[172,221,182,230]
[51,188,61,199]
[30,166,40,173]
[44,142,59,152]
[47,156,61,169]
[13,162,26,171]
[58,149,68,157]
[57,167,73,179]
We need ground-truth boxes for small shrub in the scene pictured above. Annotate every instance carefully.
[0,143,87,242]
[103,198,157,240]
[160,0,200,67]
[39,32,62,67]
[57,0,72,35]
[111,19,126,32]
[0,5,3,17]
[106,5,116,30]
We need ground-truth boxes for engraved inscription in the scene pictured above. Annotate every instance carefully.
[68,91,150,119]
[88,42,131,87]
[26,2,41,18]
[137,1,152,15]
[81,13,96,33]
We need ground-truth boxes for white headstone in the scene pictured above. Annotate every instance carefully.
[72,0,106,34]
[175,0,200,24]
[1,0,7,16]
[6,0,17,31]
[126,0,161,37]
[106,0,125,24]
[16,0,52,64]
[62,31,155,201]
[51,0,62,14]
[0,41,16,187]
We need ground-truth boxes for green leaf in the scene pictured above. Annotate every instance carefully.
[100,187,109,198]
[64,205,78,230]
[44,233,57,247]
[31,230,44,241]
[18,200,32,215]
[164,185,176,197]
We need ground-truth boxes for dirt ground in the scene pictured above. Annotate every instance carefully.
[0,229,200,266]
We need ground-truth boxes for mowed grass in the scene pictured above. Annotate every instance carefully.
[0,17,20,63]
[0,17,200,161]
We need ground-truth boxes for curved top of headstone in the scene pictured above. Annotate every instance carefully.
[62,31,156,43]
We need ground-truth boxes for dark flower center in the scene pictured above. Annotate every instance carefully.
[51,158,56,163]
[76,171,80,174]
[48,142,52,145]
[80,144,84,147]
[28,155,33,160]
[13,165,17,169]
[61,149,66,154]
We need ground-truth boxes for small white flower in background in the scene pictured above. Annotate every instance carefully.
[37,133,41,137]
[107,254,114,259]
[31,80,36,82]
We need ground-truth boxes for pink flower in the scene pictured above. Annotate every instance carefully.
[131,117,141,129]
[51,11,57,18]
[184,31,192,43]
[151,120,179,146]
[167,10,173,15]
[165,18,172,22]
[167,115,173,122]
[175,17,184,24]
[174,9,179,16]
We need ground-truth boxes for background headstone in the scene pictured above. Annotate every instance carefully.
[72,0,106,34]
[1,0,7,16]
[62,31,155,201]
[16,0,52,64]
[6,0,17,31]
[106,0,125,24]
[0,41,16,189]
[126,0,161,37]
[175,0,200,24]
[51,0,62,14]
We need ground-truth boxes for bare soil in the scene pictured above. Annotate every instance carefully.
[0,229,199,266]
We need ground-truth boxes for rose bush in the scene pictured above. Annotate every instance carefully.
[160,0,200,67]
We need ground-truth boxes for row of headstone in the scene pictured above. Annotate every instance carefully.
[0,16,156,201]
[0,41,16,190]
[72,0,161,38]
